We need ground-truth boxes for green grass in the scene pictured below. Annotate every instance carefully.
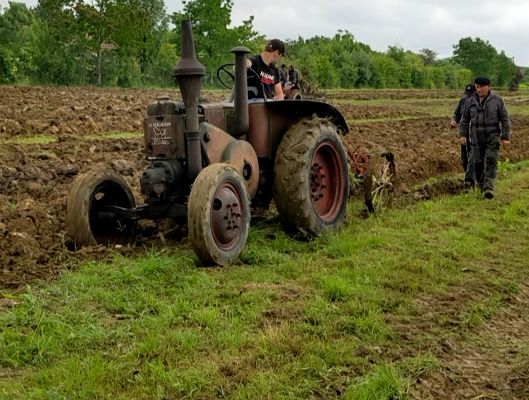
[1,131,141,146]
[2,163,529,399]
[334,97,455,106]
[334,94,529,120]
[347,115,421,125]
[1,134,57,145]
[508,104,529,116]
[84,131,142,140]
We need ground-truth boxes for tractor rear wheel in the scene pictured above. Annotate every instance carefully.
[274,118,349,235]
[188,164,250,266]
[66,168,136,248]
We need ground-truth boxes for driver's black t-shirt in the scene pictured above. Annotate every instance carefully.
[247,55,279,100]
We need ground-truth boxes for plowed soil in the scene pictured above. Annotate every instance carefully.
[1,85,529,290]
[2,84,529,400]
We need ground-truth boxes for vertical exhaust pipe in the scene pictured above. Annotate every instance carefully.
[173,20,206,182]
[230,46,251,137]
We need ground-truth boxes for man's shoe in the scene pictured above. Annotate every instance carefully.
[462,180,474,193]
[484,189,494,199]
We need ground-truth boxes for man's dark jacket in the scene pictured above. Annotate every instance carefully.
[459,91,510,142]
[452,95,469,124]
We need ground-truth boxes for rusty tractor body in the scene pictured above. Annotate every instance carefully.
[66,20,351,265]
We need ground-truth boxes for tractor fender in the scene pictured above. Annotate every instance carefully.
[265,99,349,134]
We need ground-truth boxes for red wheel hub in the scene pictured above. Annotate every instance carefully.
[310,142,345,221]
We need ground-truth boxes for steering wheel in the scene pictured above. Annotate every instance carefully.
[216,62,266,100]
[216,63,235,89]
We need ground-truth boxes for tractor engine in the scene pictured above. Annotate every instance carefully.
[141,96,187,201]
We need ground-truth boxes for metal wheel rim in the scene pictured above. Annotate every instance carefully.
[309,141,345,221]
[210,180,244,250]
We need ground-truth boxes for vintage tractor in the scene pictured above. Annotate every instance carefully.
[66,20,350,265]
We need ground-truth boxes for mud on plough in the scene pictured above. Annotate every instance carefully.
[345,140,396,213]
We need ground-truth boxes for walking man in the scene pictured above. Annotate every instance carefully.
[451,83,476,186]
[459,76,510,199]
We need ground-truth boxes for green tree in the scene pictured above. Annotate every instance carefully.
[74,0,115,85]
[371,53,400,88]
[494,50,517,87]
[452,37,497,78]
[354,50,375,87]
[0,47,16,83]
[418,48,437,65]
[431,67,446,89]
[0,2,39,82]
[172,0,261,86]
[140,19,178,86]
[34,0,86,84]
[2,1,517,90]
[110,0,166,85]
[510,67,524,90]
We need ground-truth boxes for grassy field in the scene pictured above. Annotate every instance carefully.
[1,158,529,399]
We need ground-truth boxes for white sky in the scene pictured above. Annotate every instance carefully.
[2,0,528,66]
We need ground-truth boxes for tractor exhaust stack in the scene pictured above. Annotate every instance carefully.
[231,46,251,137]
[173,20,206,182]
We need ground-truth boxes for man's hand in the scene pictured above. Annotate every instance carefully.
[459,136,467,145]
[501,139,510,146]
[274,82,284,100]
[450,119,457,128]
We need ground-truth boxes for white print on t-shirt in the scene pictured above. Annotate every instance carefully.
[260,71,275,85]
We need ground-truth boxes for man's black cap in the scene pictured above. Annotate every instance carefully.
[474,76,491,85]
[266,39,286,56]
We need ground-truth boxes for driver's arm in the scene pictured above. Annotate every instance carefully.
[273,82,284,100]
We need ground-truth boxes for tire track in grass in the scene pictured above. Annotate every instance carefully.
[411,282,529,399]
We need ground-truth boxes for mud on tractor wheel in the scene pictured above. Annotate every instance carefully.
[188,164,250,266]
[66,168,136,248]
[274,118,349,235]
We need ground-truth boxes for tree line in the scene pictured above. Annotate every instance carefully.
[0,0,524,89]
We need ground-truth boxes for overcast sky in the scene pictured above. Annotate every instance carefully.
[2,0,528,66]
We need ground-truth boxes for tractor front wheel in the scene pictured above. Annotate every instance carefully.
[188,164,250,266]
[66,168,136,248]
[274,118,349,235]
